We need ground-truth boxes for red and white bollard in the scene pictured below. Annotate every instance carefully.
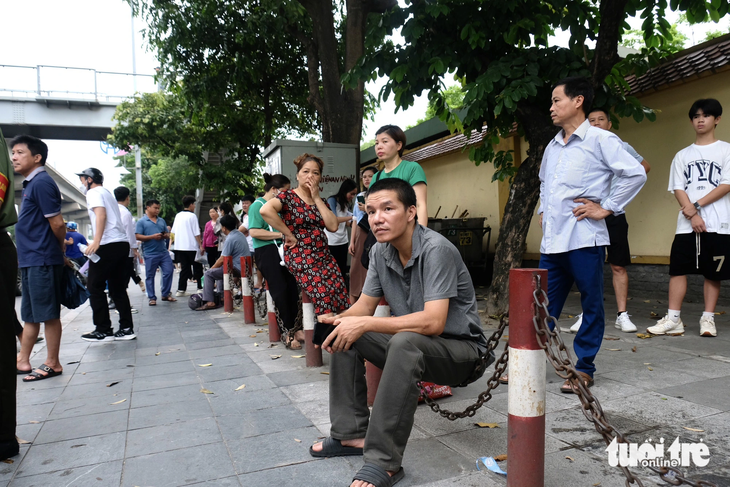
[366,297,390,406]
[301,292,322,367]
[223,256,233,313]
[241,256,256,324]
[507,268,546,487]
[266,282,280,342]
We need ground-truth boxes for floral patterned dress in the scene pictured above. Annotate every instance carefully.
[276,190,350,315]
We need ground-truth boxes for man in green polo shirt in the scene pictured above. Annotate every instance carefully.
[0,129,19,461]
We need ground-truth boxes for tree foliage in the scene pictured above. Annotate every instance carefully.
[354,0,730,313]
[109,91,261,203]
[130,0,396,150]
[621,24,688,53]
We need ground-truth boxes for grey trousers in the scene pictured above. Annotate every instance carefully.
[329,331,481,471]
[202,266,240,303]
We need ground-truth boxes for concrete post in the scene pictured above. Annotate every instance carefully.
[223,256,233,313]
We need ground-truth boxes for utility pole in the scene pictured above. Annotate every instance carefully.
[131,5,143,218]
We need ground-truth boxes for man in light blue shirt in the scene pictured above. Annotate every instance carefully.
[538,77,646,393]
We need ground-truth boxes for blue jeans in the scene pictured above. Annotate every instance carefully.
[540,246,605,377]
[144,252,174,300]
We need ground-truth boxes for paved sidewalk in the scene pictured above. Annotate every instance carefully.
[4,277,730,486]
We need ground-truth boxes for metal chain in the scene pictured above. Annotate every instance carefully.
[417,316,509,420]
[531,274,717,487]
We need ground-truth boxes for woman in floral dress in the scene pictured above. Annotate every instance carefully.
[260,153,350,316]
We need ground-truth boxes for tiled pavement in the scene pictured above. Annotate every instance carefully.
[5,275,730,486]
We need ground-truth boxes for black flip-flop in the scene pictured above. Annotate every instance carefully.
[22,364,62,382]
[17,368,32,375]
[309,437,363,458]
[352,464,405,487]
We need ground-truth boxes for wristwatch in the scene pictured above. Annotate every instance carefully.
[693,201,702,212]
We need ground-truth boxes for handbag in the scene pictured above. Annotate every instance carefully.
[61,266,90,310]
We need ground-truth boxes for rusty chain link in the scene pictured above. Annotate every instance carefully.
[531,274,717,487]
[417,316,509,420]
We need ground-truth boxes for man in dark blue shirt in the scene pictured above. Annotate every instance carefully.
[64,221,88,267]
[12,135,67,383]
[135,199,176,305]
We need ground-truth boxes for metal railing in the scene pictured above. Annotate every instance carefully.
[0,64,157,102]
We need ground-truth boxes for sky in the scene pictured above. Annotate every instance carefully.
[2,1,728,188]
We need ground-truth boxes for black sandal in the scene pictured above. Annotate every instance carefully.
[309,437,363,458]
[352,464,405,487]
[22,364,62,382]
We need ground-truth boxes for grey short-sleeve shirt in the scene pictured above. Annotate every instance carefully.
[362,224,487,350]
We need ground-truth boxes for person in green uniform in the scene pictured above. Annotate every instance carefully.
[0,129,19,460]
[248,173,303,349]
[372,125,428,225]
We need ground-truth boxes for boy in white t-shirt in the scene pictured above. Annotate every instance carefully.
[76,168,136,342]
[171,195,204,296]
[648,99,730,338]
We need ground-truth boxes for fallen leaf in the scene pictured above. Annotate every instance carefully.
[632,346,637,353]
[494,454,507,462]
[200,389,214,394]
[155,352,161,356]
[17,438,31,444]
[565,456,575,462]
[294,438,302,442]
[636,333,653,339]
[256,330,265,333]
[644,363,652,365]
[82,372,87,375]
[254,343,259,347]
[126,364,135,367]
[474,423,500,428]
[28,421,40,424]
[643,300,651,303]
[648,367,653,371]
[268,343,278,348]
[660,397,667,400]
[604,336,620,341]
[683,427,705,432]
[270,355,282,360]
[1,459,13,464]
[106,382,119,388]
[593,483,601,486]
[249,335,257,338]
[715,311,726,315]
[607,348,621,351]
[321,372,330,375]
[567,315,574,319]
[66,360,80,364]
[292,355,305,358]
[198,363,213,367]
[235,384,246,391]
[110,399,127,405]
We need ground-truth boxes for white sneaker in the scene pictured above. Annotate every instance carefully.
[647,316,685,336]
[570,314,583,333]
[615,313,637,333]
[699,315,717,337]
[175,290,186,297]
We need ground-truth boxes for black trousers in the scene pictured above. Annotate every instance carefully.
[329,243,349,291]
[176,250,203,291]
[87,242,133,333]
[255,245,299,331]
[205,246,220,268]
[0,232,18,458]
[126,257,141,286]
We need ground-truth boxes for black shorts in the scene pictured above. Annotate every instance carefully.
[605,214,631,267]
[669,232,730,280]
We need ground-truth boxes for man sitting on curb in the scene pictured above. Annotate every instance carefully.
[310,178,490,487]
[196,214,250,310]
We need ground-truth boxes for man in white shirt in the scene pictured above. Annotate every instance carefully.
[76,168,136,342]
[570,108,651,333]
[538,77,646,393]
[114,186,144,304]
[648,98,730,338]
[171,195,204,296]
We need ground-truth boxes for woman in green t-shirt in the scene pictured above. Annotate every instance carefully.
[372,124,428,225]
[248,173,303,349]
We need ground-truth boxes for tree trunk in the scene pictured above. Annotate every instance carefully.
[484,104,557,316]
